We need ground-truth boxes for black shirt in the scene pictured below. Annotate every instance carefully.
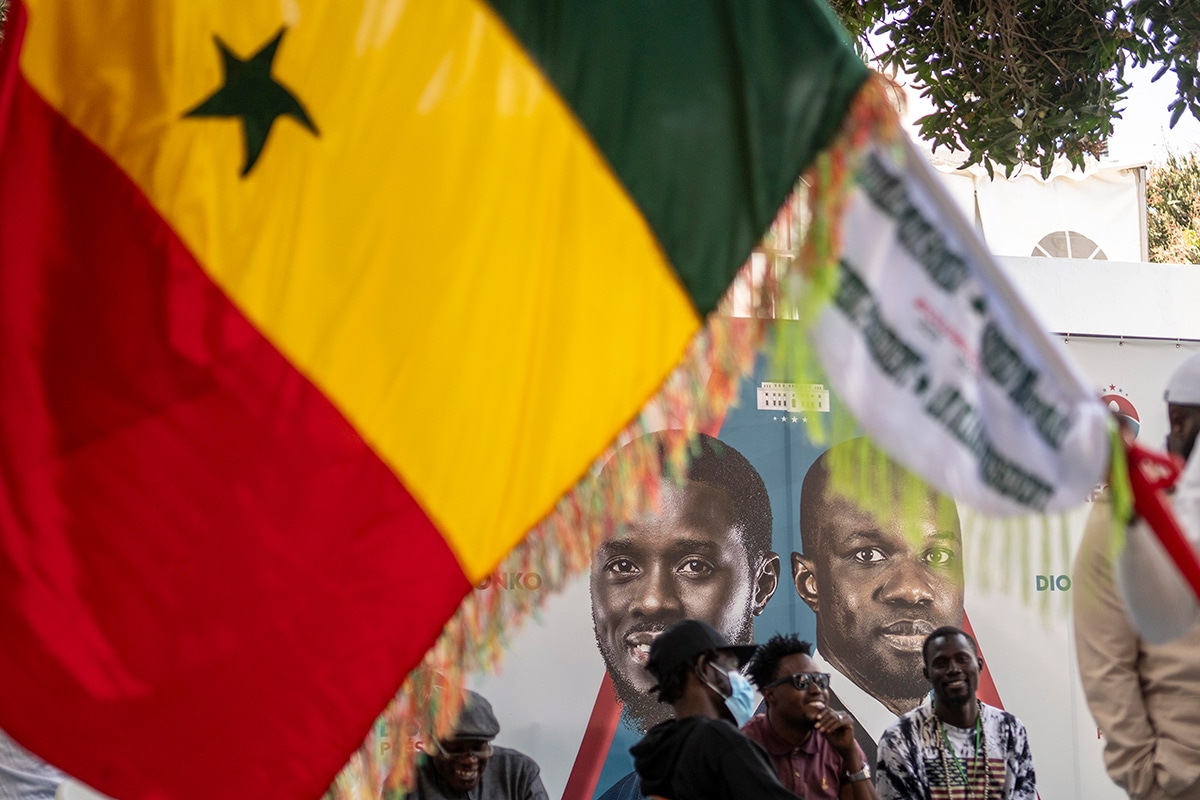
[631,716,800,800]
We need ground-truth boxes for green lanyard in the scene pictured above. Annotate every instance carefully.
[937,705,987,798]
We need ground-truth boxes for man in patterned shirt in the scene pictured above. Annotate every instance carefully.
[874,627,1035,800]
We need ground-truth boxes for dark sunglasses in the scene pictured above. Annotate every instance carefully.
[766,672,831,691]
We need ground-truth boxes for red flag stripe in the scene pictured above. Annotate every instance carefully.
[0,8,469,799]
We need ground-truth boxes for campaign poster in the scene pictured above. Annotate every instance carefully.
[465,324,1200,800]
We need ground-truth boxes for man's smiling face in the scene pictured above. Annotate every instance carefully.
[795,489,963,710]
[429,739,492,792]
[762,652,830,730]
[590,481,757,729]
[923,632,981,709]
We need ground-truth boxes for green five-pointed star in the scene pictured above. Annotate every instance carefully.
[185,28,318,177]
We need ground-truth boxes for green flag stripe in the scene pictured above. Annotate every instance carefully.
[482,0,868,315]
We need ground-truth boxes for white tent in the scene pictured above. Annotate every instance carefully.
[926,152,1149,263]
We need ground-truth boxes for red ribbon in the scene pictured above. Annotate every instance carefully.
[1125,440,1200,602]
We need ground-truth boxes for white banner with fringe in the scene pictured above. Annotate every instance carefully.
[810,135,1111,514]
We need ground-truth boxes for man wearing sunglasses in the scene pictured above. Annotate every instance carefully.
[414,690,548,800]
[744,633,880,800]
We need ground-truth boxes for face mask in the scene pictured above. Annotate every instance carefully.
[724,670,757,727]
[701,665,756,727]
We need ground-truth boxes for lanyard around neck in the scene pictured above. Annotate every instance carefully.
[935,701,988,799]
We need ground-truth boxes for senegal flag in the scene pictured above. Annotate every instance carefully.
[0,1,866,798]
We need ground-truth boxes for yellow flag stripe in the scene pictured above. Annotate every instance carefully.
[20,0,700,580]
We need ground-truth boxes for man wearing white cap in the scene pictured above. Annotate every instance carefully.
[1074,350,1200,800]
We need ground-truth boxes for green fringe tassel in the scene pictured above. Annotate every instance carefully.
[1107,420,1133,558]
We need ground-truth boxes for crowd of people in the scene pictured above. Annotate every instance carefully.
[396,619,1034,800]
[630,618,1031,800]
[372,620,1033,800]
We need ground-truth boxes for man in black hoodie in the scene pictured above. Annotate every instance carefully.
[631,619,799,800]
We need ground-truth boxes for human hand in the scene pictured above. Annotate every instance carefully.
[813,707,857,756]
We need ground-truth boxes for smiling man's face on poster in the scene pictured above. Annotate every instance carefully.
[589,432,779,731]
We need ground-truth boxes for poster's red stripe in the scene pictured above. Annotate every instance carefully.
[0,7,470,799]
[562,673,623,800]
[962,614,1003,708]
[558,339,736,800]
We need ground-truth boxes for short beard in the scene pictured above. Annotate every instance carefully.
[939,691,973,708]
[867,670,934,709]
[824,645,930,714]
[594,629,670,732]
[609,664,673,733]
[594,615,754,734]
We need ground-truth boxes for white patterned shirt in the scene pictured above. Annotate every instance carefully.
[875,702,1035,800]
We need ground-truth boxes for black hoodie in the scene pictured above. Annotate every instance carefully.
[630,716,800,800]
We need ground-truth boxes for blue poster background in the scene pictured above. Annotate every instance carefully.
[593,340,856,798]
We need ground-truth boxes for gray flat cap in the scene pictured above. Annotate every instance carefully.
[450,691,500,740]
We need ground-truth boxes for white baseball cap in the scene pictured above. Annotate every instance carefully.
[1166,351,1200,406]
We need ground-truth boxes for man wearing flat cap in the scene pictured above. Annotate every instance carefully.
[414,690,548,800]
[1075,350,1200,800]
[629,619,798,800]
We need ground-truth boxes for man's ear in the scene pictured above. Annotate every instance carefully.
[791,552,820,613]
[693,653,718,689]
[752,552,780,615]
[922,665,930,682]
